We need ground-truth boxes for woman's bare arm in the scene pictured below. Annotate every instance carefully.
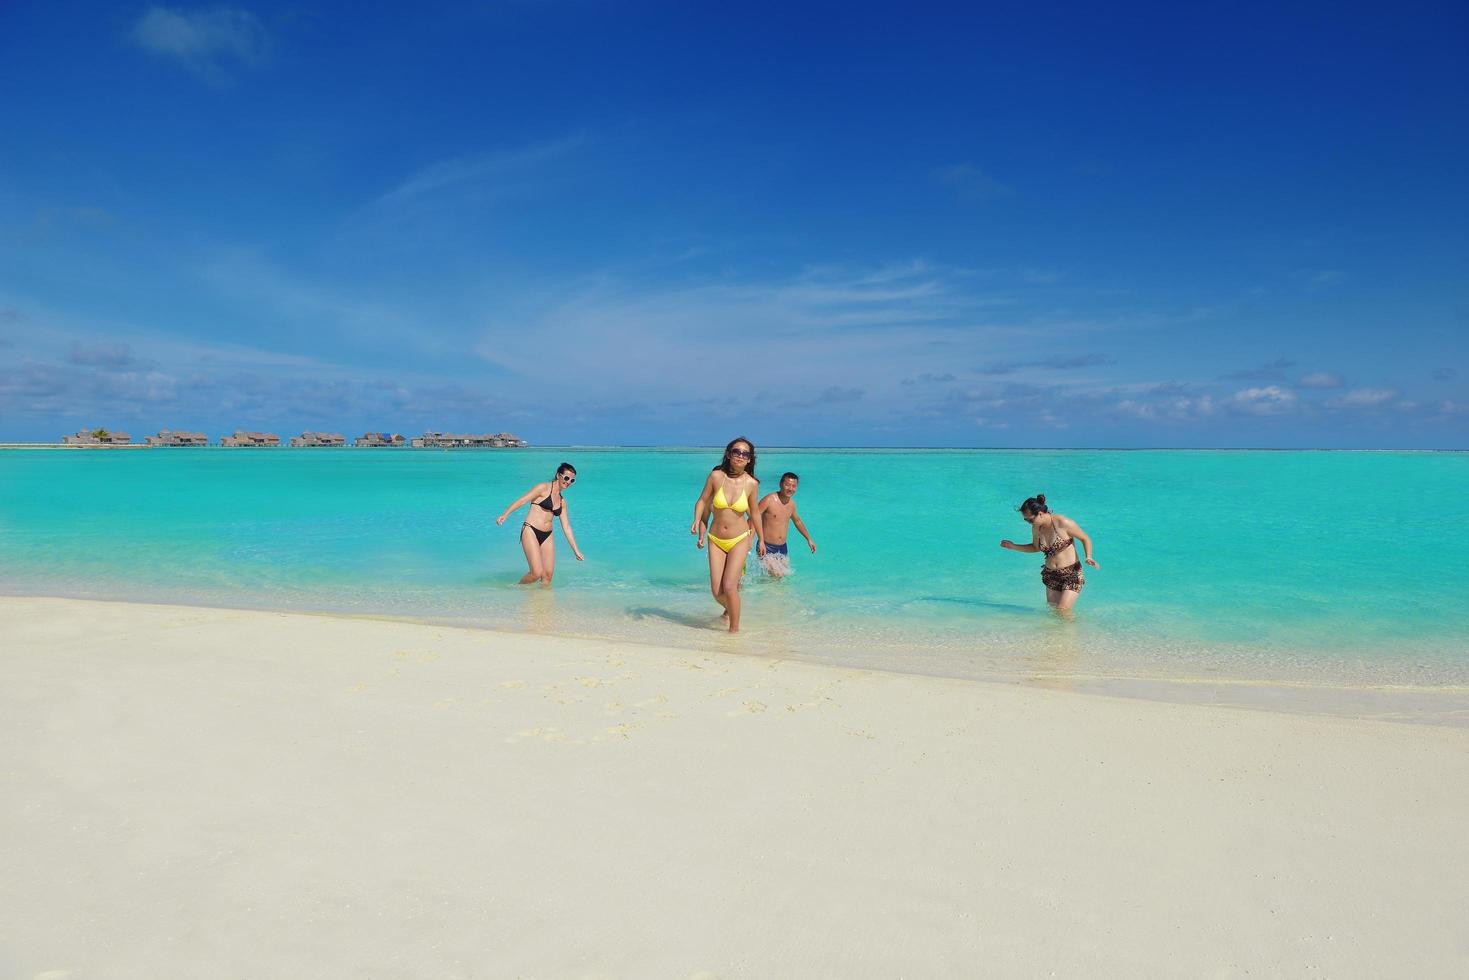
[559,502,584,560]
[497,483,546,525]
[747,477,764,556]
[691,472,716,547]
[1062,517,1098,566]
[1001,522,1040,553]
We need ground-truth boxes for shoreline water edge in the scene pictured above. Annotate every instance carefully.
[2,447,1466,723]
[7,588,1465,726]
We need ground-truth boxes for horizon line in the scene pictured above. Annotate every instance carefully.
[1,442,1463,454]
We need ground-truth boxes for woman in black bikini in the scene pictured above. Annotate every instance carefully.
[1000,493,1098,611]
[496,462,585,585]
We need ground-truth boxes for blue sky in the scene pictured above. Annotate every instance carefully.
[1,1,1465,447]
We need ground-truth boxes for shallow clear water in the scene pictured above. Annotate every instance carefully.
[2,447,1466,701]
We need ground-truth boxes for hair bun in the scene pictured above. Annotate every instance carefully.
[1036,493,1046,504]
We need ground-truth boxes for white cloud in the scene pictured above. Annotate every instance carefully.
[372,136,587,210]
[0,304,516,435]
[1298,371,1344,389]
[1110,382,1215,421]
[1303,270,1346,291]
[69,341,136,368]
[469,262,1047,401]
[197,249,434,354]
[34,206,113,232]
[1221,358,1295,382]
[982,353,1112,376]
[934,163,1014,203]
[1226,385,1296,415]
[1326,387,1399,409]
[130,7,269,79]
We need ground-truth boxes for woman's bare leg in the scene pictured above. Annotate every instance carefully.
[539,537,556,585]
[708,545,730,618]
[721,538,754,632]
[1047,587,1078,618]
[519,527,546,584]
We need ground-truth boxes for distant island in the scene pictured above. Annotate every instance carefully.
[4,428,531,449]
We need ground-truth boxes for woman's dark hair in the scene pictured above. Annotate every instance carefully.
[713,437,757,479]
[1018,493,1048,517]
[556,462,577,477]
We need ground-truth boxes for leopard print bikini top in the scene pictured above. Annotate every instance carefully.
[1039,523,1074,558]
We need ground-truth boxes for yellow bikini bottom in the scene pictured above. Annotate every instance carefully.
[707,529,752,554]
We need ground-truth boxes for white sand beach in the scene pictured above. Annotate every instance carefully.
[2,596,1467,979]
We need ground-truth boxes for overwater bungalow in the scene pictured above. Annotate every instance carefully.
[144,429,209,447]
[354,432,407,447]
[409,431,529,449]
[62,428,131,445]
[220,431,281,447]
[411,431,492,448]
[289,431,346,447]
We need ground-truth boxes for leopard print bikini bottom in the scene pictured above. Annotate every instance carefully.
[1041,561,1085,593]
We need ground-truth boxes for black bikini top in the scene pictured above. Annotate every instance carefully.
[535,493,563,516]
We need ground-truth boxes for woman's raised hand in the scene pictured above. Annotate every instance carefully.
[999,539,1014,550]
[496,515,507,526]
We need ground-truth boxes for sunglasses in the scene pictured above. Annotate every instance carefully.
[729,449,751,459]
[561,474,575,484]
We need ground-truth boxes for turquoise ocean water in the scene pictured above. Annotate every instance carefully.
[3,448,1466,714]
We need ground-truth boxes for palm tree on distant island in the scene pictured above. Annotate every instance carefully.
[91,428,109,440]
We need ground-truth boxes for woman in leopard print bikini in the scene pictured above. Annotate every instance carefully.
[1000,493,1099,611]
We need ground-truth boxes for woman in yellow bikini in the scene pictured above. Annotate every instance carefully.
[691,437,765,633]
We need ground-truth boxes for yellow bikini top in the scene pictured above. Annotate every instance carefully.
[712,482,749,513]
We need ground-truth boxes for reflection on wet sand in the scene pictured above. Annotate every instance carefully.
[1026,622,1082,690]
[523,587,556,635]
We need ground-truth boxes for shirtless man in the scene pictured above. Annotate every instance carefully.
[758,472,815,577]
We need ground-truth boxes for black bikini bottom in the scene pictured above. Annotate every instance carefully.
[523,523,552,545]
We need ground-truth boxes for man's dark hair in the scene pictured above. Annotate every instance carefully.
[780,471,799,484]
